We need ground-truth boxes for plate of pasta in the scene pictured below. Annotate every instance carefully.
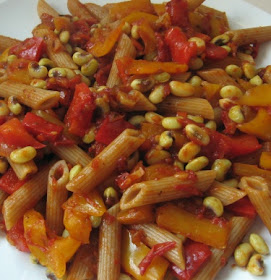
[0,0,271,279]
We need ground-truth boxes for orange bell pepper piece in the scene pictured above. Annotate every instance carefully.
[260,152,271,170]
[119,57,188,75]
[238,84,271,106]
[63,208,92,244]
[24,209,80,278]
[238,108,271,141]
[233,162,271,180]
[117,205,155,224]
[121,228,169,280]
[156,204,231,249]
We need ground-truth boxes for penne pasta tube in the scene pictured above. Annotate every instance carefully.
[0,81,60,110]
[37,0,59,18]
[114,89,157,112]
[67,0,97,20]
[207,181,246,206]
[46,160,69,235]
[120,170,216,210]
[131,223,185,270]
[67,244,96,280]
[0,189,8,210]
[239,176,271,233]
[7,158,38,180]
[193,216,254,280]
[97,203,121,280]
[2,160,55,230]
[204,56,242,69]
[197,68,242,89]
[233,162,271,180]
[33,28,78,69]
[0,35,21,52]
[50,144,92,167]
[66,129,145,193]
[187,0,205,11]
[85,3,109,21]
[157,96,214,119]
[226,26,271,46]
[107,33,136,88]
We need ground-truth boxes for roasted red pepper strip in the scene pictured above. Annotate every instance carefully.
[225,197,257,219]
[0,168,27,194]
[9,37,46,61]
[0,118,45,152]
[172,240,212,280]
[166,0,189,28]
[64,83,96,137]
[6,218,29,252]
[139,241,176,275]
[165,27,197,64]
[22,112,63,143]
[201,130,261,161]
[95,115,134,145]
[205,42,228,60]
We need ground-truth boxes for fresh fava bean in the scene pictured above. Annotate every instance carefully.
[104,187,118,206]
[225,64,243,78]
[169,81,195,97]
[159,131,173,149]
[234,243,254,267]
[69,164,82,181]
[90,216,102,228]
[228,105,244,124]
[211,159,232,181]
[185,124,210,146]
[10,146,37,164]
[203,196,224,217]
[145,112,163,124]
[220,85,243,98]
[249,233,269,255]
[185,156,209,172]
[162,117,182,130]
[178,142,201,163]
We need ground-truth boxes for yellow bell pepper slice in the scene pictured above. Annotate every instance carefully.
[121,228,169,280]
[260,152,271,170]
[238,108,271,141]
[156,204,231,249]
[238,84,271,106]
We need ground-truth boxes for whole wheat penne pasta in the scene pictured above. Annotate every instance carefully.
[0,189,8,210]
[239,176,271,233]
[85,2,109,21]
[0,35,21,52]
[50,144,92,167]
[114,89,157,112]
[67,244,96,280]
[46,160,69,235]
[37,0,59,18]
[107,33,136,88]
[197,68,242,89]
[193,216,254,280]
[226,26,271,46]
[0,81,60,110]
[233,162,271,180]
[67,0,97,20]
[120,170,216,210]
[207,181,246,206]
[157,96,214,119]
[187,0,205,11]
[7,158,38,180]
[2,160,55,230]
[33,29,78,69]
[66,129,145,193]
[131,223,185,270]
[97,203,121,280]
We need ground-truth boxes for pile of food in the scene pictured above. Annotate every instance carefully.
[0,0,270,279]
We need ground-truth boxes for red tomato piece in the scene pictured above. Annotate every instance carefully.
[6,218,30,252]
[64,83,96,137]
[225,197,257,219]
[139,241,176,275]
[155,32,171,62]
[205,42,228,60]
[95,115,134,145]
[201,130,261,161]
[9,37,46,61]
[172,239,212,280]
[165,27,197,64]
[0,118,45,152]
[166,0,189,28]
[0,168,27,194]
[221,110,237,135]
[23,112,63,143]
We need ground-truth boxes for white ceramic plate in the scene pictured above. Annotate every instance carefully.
[0,0,270,279]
